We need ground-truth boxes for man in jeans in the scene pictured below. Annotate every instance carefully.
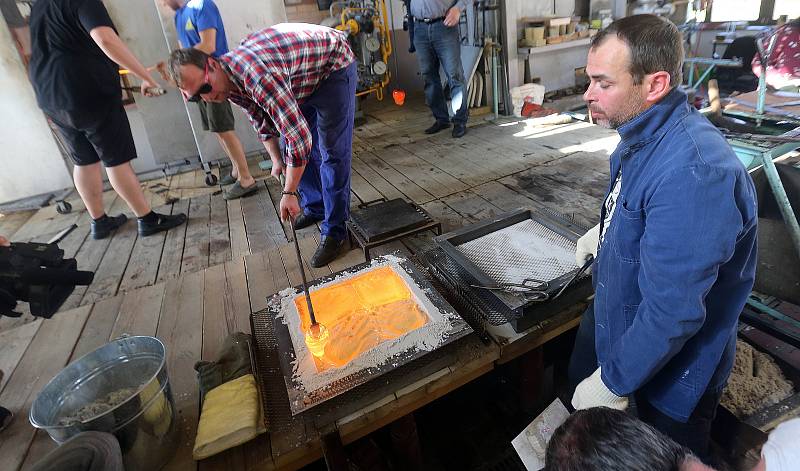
[169,24,356,267]
[161,0,257,200]
[410,0,469,138]
[568,15,757,463]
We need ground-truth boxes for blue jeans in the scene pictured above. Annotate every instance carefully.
[413,21,469,126]
[567,302,721,463]
[296,63,356,240]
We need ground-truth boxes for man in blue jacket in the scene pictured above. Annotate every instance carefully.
[568,15,758,461]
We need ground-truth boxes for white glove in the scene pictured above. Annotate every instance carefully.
[576,223,600,267]
[571,367,629,411]
[761,418,800,471]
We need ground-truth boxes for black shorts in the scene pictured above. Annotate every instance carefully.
[197,100,235,132]
[47,104,137,168]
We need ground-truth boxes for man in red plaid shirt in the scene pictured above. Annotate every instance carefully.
[169,24,357,267]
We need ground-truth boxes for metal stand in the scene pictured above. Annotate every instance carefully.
[346,200,441,262]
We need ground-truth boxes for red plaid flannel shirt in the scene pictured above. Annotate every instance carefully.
[219,24,355,167]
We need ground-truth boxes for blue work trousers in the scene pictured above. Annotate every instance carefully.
[413,21,469,125]
[297,62,356,240]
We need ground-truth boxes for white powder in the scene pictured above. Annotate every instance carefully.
[278,255,459,395]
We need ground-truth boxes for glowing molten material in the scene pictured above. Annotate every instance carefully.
[304,323,330,358]
[295,266,430,371]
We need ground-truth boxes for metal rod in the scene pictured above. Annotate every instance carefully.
[492,43,499,119]
[760,149,800,260]
[289,216,318,326]
[756,33,779,123]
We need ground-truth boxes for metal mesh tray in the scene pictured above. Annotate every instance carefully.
[434,208,589,313]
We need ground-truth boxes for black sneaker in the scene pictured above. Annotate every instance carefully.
[452,124,467,138]
[424,121,450,134]
[310,236,345,268]
[0,406,12,433]
[90,214,128,240]
[293,213,322,230]
[137,212,187,237]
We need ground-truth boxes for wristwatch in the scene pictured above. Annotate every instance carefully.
[281,190,299,197]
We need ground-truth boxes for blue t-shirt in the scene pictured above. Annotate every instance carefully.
[174,0,228,57]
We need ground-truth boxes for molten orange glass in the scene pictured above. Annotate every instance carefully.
[304,323,330,358]
[295,266,429,371]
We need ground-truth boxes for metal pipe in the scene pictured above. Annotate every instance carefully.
[492,43,499,118]
[756,33,778,121]
[760,149,800,260]
[289,217,318,326]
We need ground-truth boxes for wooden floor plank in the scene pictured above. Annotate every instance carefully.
[401,140,494,188]
[72,295,125,359]
[209,193,232,267]
[349,169,383,205]
[0,211,35,240]
[500,171,602,227]
[262,177,292,242]
[61,228,114,309]
[224,257,253,335]
[441,189,503,222]
[226,198,249,260]
[472,180,539,212]
[0,306,91,471]
[181,195,212,274]
[118,204,171,293]
[241,183,277,254]
[376,145,468,198]
[0,320,42,393]
[356,151,435,204]
[350,157,405,202]
[245,247,290,314]
[81,223,138,305]
[202,263,230,362]
[109,283,167,339]
[159,270,205,471]
[157,198,191,283]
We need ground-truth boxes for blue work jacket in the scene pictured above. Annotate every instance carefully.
[593,87,758,422]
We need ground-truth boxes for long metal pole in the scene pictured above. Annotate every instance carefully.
[761,149,800,260]
[289,217,318,326]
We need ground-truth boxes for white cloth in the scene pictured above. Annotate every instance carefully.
[571,367,629,411]
[762,418,800,471]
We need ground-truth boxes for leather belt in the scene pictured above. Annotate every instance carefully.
[415,17,444,24]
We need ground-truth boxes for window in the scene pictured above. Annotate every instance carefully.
[773,0,800,20]
[710,0,761,22]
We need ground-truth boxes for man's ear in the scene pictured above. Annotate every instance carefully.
[644,71,672,104]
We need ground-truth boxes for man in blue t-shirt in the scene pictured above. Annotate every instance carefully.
[162,0,257,200]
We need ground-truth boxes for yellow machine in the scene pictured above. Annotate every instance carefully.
[325,0,393,100]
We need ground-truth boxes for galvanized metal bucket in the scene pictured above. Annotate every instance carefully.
[29,335,178,470]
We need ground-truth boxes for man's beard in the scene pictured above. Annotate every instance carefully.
[591,88,648,129]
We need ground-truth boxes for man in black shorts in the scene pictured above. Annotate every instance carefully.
[28,0,186,239]
[162,0,257,200]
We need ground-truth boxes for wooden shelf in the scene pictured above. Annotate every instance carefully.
[518,37,591,56]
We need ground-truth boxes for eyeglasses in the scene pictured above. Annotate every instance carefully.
[185,61,212,103]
